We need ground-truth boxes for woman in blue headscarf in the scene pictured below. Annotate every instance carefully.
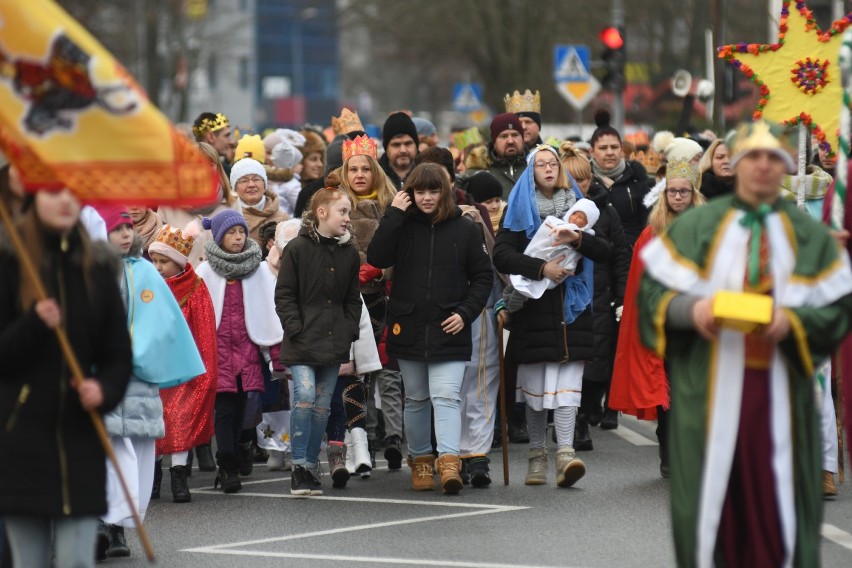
[493,144,611,489]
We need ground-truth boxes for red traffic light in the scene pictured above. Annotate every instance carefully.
[599,27,624,50]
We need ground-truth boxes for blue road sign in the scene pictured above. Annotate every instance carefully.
[452,82,483,112]
[554,45,592,83]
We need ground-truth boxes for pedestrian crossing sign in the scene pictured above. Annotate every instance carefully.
[452,82,484,113]
[554,45,600,111]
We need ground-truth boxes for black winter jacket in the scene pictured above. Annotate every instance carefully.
[378,153,407,190]
[486,144,528,200]
[0,228,132,517]
[594,160,653,246]
[493,221,612,364]
[700,169,735,200]
[367,206,493,362]
[582,184,631,385]
[276,222,361,366]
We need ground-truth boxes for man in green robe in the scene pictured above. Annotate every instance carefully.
[638,121,852,567]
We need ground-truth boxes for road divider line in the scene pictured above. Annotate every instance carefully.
[611,425,658,446]
[183,549,568,567]
[183,506,527,553]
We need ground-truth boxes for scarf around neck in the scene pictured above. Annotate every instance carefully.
[591,158,627,185]
[204,238,262,280]
[535,188,573,219]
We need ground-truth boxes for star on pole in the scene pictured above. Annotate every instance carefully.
[718,0,852,157]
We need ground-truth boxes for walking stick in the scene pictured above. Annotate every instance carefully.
[497,319,509,485]
[0,198,156,563]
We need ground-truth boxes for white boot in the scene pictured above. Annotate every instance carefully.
[349,427,372,478]
[345,430,357,474]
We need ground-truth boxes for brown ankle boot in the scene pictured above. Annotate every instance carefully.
[435,454,463,495]
[410,455,436,491]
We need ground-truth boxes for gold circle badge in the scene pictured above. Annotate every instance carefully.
[140,290,154,303]
[392,323,401,335]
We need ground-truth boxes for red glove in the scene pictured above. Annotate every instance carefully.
[359,263,383,286]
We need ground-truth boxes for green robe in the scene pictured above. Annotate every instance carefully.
[638,195,852,568]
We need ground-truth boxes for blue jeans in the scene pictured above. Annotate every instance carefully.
[398,359,466,457]
[4,516,98,568]
[289,364,339,466]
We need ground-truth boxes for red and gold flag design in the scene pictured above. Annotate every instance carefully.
[0,0,216,205]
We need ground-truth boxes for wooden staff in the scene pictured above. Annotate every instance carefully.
[0,197,156,563]
[497,319,509,485]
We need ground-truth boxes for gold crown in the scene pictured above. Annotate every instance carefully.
[665,158,699,188]
[152,224,194,259]
[192,113,229,139]
[504,89,541,114]
[342,135,378,162]
[635,150,662,175]
[729,120,793,162]
[452,127,484,150]
[331,108,365,136]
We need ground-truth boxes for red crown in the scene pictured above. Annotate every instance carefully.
[342,135,378,162]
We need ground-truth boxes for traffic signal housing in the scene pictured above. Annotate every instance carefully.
[600,26,625,91]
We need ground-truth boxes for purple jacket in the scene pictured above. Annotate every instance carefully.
[216,281,264,393]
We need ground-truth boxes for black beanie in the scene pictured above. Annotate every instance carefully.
[517,111,542,128]
[467,171,503,203]
[382,112,419,151]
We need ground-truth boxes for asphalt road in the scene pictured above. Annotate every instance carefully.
[106,416,852,568]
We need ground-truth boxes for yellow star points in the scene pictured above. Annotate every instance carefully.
[718,1,852,157]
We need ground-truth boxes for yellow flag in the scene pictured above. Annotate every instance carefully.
[0,0,216,205]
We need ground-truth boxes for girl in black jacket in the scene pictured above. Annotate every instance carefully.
[0,189,132,568]
[493,145,611,489]
[276,186,361,496]
[367,163,492,494]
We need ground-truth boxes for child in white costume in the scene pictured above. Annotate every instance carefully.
[509,198,599,300]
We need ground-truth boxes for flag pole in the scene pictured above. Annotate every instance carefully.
[0,197,156,563]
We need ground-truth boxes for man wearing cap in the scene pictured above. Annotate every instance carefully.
[379,111,419,189]
[230,157,289,245]
[486,113,528,200]
[637,120,852,568]
[192,112,235,172]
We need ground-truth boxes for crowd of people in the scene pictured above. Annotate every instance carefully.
[1,87,851,567]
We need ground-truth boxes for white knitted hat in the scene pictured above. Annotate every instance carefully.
[229,157,267,189]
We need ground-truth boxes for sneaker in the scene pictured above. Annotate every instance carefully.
[525,448,548,485]
[384,435,403,470]
[468,456,492,488]
[290,465,312,496]
[307,464,323,495]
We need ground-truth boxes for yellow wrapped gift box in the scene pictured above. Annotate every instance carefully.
[712,290,774,334]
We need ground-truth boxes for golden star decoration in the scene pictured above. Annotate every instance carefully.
[718,0,852,157]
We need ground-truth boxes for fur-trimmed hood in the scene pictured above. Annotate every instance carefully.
[298,213,354,246]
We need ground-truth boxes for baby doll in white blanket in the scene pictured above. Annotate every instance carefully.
[507,198,600,305]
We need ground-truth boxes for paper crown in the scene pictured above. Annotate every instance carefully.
[342,135,378,161]
[192,113,229,139]
[728,120,795,173]
[635,149,662,175]
[148,224,195,268]
[452,127,484,150]
[665,158,700,188]
[332,108,365,136]
[504,89,541,114]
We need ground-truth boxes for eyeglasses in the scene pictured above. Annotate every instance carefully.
[666,189,692,197]
[534,160,559,170]
[237,176,264,185]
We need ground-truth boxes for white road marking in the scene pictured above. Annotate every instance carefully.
[822,523,852,551]
[611,425,658,446]
[184,549,568,567]
[183,494,530,565]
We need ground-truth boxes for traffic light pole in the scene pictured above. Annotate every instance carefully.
[611,0,625,133]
